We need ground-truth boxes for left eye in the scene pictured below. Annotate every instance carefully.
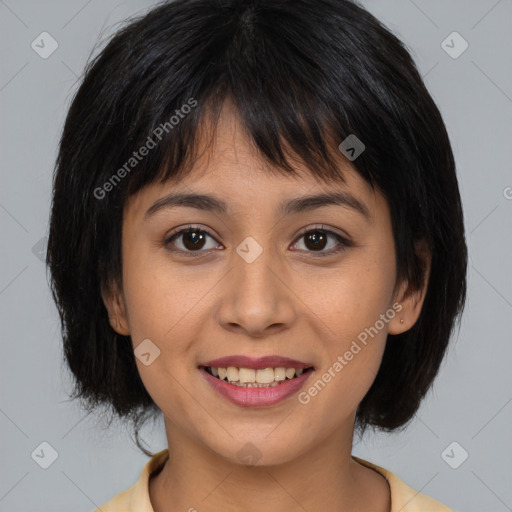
[291,227,350,256]
[164,225,350,256]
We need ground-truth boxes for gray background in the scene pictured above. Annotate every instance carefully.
[1,1,511,511]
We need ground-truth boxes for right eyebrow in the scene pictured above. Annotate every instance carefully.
[145,193,228,219]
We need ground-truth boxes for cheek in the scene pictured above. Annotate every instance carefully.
[306,251,396,344]
[120,251,217,405]
[305,252,395,406]
[121,249,211,343]
[120,256,203,417]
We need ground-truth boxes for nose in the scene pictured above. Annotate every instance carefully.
[215,242,297,338]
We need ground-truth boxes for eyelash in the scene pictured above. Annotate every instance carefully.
[164,224,352,258]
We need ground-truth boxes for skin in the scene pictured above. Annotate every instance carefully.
[103,100,431,512]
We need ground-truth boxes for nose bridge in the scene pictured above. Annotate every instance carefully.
[235,235,277,294]
[216,234,296,335]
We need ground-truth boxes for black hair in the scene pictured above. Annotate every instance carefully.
[46,0,468,456]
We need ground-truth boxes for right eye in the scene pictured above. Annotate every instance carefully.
[164,225,223,256]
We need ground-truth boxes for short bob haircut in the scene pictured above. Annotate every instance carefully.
[47,0,467,456]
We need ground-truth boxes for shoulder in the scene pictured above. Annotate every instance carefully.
[89,481,134,511]
[92,487,133,511]
[352,456,456,512]
[92,449,170,512]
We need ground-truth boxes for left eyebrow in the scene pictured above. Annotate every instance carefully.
[279,192,373,223]
[144,191,372,223]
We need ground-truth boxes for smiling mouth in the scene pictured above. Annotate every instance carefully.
[201,365,315,387]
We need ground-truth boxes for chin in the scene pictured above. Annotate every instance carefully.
[205,431,307,467]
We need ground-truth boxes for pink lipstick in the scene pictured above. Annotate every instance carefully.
[198,355,315,407]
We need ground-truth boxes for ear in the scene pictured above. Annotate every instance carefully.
[101,280,131,336]
[388,239,431,335]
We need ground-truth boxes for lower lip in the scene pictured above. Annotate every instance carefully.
[199,367,314,407]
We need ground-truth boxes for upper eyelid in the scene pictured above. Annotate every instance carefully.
[295,224,348,239]
[166,224,218,241]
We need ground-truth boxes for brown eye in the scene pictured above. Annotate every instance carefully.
[303,231,328,251]
[292,226,351,256]
[165,226,221,254]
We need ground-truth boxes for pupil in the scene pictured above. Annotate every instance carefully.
[184,230,205,250]
[305,231,327,251]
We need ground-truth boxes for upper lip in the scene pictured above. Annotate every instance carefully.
[200,355,313,370]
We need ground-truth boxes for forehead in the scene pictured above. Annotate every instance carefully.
[124,100,383,221]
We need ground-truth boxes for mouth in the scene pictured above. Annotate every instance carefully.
[197,357,316,407]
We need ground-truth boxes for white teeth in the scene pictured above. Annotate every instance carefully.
[274,367,286,381]
[256,368,275,384]
[207,366,308,385]
[285,368,296,379]
[226,367,239,382]
[238,368,256,383]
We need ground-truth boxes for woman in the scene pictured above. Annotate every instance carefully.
[46,0,467,510]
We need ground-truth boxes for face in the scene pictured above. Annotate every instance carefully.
[104,102,421,466]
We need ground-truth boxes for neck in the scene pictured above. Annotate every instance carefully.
[149,418,390,512]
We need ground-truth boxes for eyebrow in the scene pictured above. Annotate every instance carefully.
[145,191,372,223]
